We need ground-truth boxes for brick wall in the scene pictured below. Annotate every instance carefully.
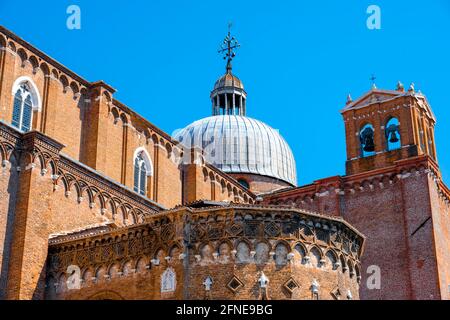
[264,156,448,300]
[46,206,364,300]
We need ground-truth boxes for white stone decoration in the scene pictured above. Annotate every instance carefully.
[150,258,160,266]
[347,290,353,300]
[258,272,269,288]
[161,267,176,293]
[203,276,213,291]
[311,279,320,294]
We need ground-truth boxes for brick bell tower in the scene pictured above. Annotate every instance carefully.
[341,81,438,175]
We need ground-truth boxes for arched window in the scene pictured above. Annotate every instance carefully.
[133,149,152,196]
[385,118,401,151]
[12,83,33,132]
[359,123,375,157]
[161,267,176,293]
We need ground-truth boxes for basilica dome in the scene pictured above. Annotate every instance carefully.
[173,30,297,191]
[174,115,297,186]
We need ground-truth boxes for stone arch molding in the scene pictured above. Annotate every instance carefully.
[12,76,42,111]
[133,147,153,176]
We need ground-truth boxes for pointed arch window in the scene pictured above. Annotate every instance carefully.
[12,83,33,132]
[359,123,375,157]
[385,118,401,151]
[134,152,148,195]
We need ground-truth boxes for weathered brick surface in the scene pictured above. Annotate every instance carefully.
[46,207,363,300]
[265,158,449,300]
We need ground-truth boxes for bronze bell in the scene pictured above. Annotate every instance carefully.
[363,137,375,152]
[389,131,399,143]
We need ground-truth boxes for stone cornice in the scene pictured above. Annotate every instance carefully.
[0,122,164,222]
[0,25,91,87]
[264,155,442,202]
[47,206,364,278]
[58,155,163,213]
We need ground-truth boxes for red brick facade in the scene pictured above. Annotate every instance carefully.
[0,26,447,300]
[0,26,255,300]
[264,86,450,300]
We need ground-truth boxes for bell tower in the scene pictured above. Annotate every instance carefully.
[341,82,438,175]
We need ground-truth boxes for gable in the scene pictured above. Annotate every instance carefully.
[341,89,404,112]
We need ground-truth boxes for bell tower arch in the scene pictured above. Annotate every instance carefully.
[341,82,437,175]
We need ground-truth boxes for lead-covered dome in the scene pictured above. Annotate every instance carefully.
[174,115,297,186]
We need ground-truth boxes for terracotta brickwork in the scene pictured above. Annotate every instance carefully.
[0,27,254,210]
[230,173,293,195]
[342,86,437,175]
[0,122,165,299]
[0,25,448,301]
[265,83,449,300]
[265,157,449,300]
[46,206,364,300]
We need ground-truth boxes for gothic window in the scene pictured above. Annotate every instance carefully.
[385,118,401,151]
[133,150,152,196]
[274,243,288,266]
[236,241,251,263]
[12,83,34,132]
[309,247,321,268]
[325,250,338,270]
[161,267,176,293]
[254,242,270,265]
[359,123,375,157]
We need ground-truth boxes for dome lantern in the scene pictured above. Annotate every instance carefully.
[211,27,247,116]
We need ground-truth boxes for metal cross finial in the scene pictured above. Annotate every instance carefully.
[218,23,240,73]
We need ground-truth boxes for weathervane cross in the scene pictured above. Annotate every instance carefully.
[218,23,240,73]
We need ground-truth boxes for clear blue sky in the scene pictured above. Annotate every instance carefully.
[1,0,449,186]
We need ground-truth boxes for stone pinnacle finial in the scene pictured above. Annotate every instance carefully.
[408,82,415,93]
[396,81,405,92]
[346,94,353,105]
